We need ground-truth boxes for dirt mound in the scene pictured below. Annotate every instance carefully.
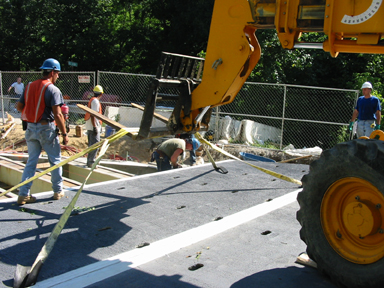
[0,123,317,166]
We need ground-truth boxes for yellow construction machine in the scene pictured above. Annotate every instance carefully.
[138,1,384,287]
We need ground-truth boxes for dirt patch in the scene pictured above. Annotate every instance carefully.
[0,123,319,165]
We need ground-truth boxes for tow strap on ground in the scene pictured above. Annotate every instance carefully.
[204,144,228,174]
[195,133,302,186]
[0,127,138,198]
[13,140,110,288]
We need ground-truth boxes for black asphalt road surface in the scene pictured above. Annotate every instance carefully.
[0,160,336,288]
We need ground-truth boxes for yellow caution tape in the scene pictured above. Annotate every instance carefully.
[0,128,137,198]
[195,133,302,186]
[24,140,111,281]
[204,145,218,169]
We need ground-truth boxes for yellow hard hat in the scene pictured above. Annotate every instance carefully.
[93,85,104,94]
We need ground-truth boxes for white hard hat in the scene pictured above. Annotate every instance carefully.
[361,82,373,89]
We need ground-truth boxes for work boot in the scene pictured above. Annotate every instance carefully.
[87,163,97,168]
[17,195,36,205]
[53,191,65,200]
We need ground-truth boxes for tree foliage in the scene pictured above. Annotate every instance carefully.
[251,30,384,95]
[0,0,213,72]
[1,0,383,96]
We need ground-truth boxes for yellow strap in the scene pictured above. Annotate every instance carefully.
[30,140,110,269]
[195,133,302,186]
[0,127,137,198]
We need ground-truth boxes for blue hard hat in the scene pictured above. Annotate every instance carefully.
[190,138,201,150]
[40,58,61,71]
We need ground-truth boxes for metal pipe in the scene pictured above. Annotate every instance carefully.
[294,42,324,49]
[0,71,5,125]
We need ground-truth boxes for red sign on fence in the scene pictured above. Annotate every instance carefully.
[78,76,90,83]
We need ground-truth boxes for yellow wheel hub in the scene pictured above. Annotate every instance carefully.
[321,178,384,264]
[370,130,384,140]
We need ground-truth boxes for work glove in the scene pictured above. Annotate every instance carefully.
[348,122,354,131]
[93,127,99,134]
[375,124,381,130]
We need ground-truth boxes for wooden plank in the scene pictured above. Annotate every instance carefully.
[76,104,129,131]
[295,252,317,269]
[279,155,313,163]
[0,157,80,189]
[0,187,18,199]
[76,104,171,139]
[131,102,169,123]
[1,123,16,139]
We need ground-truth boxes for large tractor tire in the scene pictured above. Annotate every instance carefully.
[297,139,384,288]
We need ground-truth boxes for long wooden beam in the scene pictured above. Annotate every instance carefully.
[77,104,127,131]
[76,104,171,139]
[131,102,169,123]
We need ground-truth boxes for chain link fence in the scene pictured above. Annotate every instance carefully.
[0,71,95,125]
[215,82,358,150]
[1,71,358,150]
[96,71,178,130]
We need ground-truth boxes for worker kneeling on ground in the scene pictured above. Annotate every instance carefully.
[176,133,203,166]
[152,137,200,171]
[84,85,103,168]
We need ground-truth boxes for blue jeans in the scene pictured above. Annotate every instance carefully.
[190,149,196,164]
[8,94,21,111]
[19,122,63,196]
[357,120,375,138]
[87,130,100,166]
[152,151,171,171]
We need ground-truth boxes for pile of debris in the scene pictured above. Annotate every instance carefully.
[0,113,16,140]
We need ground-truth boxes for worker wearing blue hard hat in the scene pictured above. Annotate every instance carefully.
[190,137,201,150]
[40,58,61,71]
[16,58,67,205]
[175,133,201,166]
[151,135,201,171]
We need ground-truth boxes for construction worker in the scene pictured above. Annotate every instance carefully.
[7,77,24,112]
[349,82,381,138]
[84,85,103,168]
[151,137,200,171]
[16,58,68,205]
[176,133,202,166]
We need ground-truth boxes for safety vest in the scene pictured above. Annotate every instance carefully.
[22,79,52,123]
[84,97,102,124]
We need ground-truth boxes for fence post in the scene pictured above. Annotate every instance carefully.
[214,106,219,142]
[0,71,4,125]
[280,84,287,150]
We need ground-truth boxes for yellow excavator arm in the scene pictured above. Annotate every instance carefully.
[138,0,384,138]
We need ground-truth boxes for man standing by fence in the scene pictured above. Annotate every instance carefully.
[349,82,381,138]
[84,85,103,168]
[7,77,24,112]
[16,58,68,205]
